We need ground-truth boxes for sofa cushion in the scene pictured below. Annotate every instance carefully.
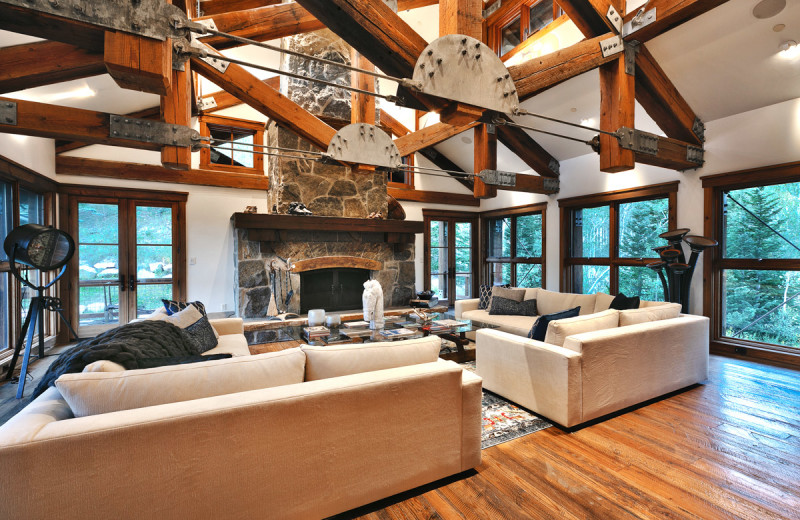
[619,303,681,326]
[523,288,539,301]
[478,284,509,310]
[528,306,581,341]
[489,286,525,309]
[83,360,126,372]
[489,296,538,316]
[147,304,220,350]
[462,309,538,337]
[302,336,441,381]
[544,309,619,347]
[55,348,306,417]
[202,333,251,357]
[610,293,640,310]
[593,292,615,313]
[536,289,597,316]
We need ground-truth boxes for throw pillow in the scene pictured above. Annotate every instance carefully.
[489,286,525,310]
[478,283,510,310]
[489,296,538,316]
[55,348,307,417]
[527,306,581,341]
[162,299,207,317]
[135,353,232,369]
[619,303,681,327]
[544,309,619,348]
[150,305,219,353]
[610,293,640,310]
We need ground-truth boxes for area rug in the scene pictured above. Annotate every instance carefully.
[460,361,553,449]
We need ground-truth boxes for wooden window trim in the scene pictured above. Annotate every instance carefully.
[480,202,547,288]
[485,0,564,60]
[422,209,479,304]
[702,161,800,365]
[199,114,265,175]
[559,182,678,293]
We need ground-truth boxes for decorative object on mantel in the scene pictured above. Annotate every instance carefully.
[326,314,341,327]
[362,280,385,329]
[244,206,258,213]
[387,195,406,220]
[287,202,313,215]
[308,309,326,327]
[367,212,383,219]
[646,229,718,313]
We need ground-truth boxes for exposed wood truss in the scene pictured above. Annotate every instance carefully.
[388,187,480,207]
[103,31,171,96]
[622,0,730,44]
[395,121,480,157]
[199,0,281,17]
[0,41,104,94]
[55,106,161,154]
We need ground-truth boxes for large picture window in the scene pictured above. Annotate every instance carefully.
[559,182,678,299]
[482,203,546,288]
[703,163,800,358]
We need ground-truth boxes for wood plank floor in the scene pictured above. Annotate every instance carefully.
[2,353,798,519]
[332,355,800,520]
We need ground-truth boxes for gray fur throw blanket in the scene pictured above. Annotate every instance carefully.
[32,320,198,399]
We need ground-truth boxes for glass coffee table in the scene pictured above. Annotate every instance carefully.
[266,312,498,363]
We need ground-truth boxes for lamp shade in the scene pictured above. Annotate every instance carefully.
[3,224,75,271]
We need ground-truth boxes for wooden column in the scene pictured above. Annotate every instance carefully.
[599,53,634,173]
[350,48,375,124]
[161,68,192,170]
[473,124,498,199]
[439,0,482,39]
[104,32,171,96]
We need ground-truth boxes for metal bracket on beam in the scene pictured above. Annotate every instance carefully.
[617,127,659,155]
[543,177,560,194]
[109,115,202,150]
[197,96,217,111]
[624,43,638,76]
[548,158,560,176]
[188,36,230,73]
[0,0,188,41]
[190,18,218,39]
[692,117,706,142]
[600,35,623,58]
[478,170,516,187]
[0,101,17,126]
[172,39,190,71]
[606,5,623,34]
[686,145,705,166]
[622,7,657,38]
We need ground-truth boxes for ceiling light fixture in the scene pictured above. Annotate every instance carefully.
[753,0,786,19]
[779,40,799,59]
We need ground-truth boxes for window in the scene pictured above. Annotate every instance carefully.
[703,163,800,357]
[487,0,563,60]
[424,210,478,305]
[559,183,678,299]
[483,203,546,288]
[200,115,265,174]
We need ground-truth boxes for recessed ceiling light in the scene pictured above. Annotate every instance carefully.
[753,0,786,19]
[570,107,577,112]
[773,23,786,32]
[461,136,473,144]
[779,40,799,59]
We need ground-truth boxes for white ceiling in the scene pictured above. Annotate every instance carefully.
[0,0,798,166]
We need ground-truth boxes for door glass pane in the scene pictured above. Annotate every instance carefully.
[19,188,44,226]
[501,15,521,55]
[571,265,610,294]
[0,181,12,261]
[137,206,172,244]
[77,203,120,327]
[571,206,609,258]
[489,262,511,285]
[137,245,172,280]
[723,183,800,260]
[0,272,8,350]
[516,214,542,258]
[137,283,173,318]
[516,264,542,288]
[488,217,511,258]
[619,266,665,301]
[618,198,669,258]
[455,222,472,299]
[455,275,471,300]
[722,269,800,348]
[136,206,174,316]
[430,220,448,299]
[528,0,554,36]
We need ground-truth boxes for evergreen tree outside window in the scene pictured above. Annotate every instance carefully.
[483,204,545,288]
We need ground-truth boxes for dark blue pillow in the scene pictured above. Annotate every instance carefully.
[527,306,581,341]
[162,299,207,317]
[610,293,640,310]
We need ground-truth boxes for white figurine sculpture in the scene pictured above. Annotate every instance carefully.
[362,279,384,329]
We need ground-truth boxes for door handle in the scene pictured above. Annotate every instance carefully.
[129,276,136,291]
[119,275,126,292]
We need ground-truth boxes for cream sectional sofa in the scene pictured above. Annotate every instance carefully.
[460,288,709,428]
[0,336,482,520]
[204,317,250,356]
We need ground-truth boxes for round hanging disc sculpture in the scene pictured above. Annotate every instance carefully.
[651,229,718,313]
[3,224,77,399]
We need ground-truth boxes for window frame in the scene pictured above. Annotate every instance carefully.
[558,182,678,295]
[199,115,265,175]
[485,0,565,61]
[702,161,800,364]
[423,209,479,305]
[480,202,547,288]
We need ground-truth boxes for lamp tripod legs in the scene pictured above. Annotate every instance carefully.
[4,296,36,382]
[15,297,41,399]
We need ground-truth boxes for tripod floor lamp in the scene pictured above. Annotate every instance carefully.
[3,224,78,399]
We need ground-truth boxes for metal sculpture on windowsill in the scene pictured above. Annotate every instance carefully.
[646,229,718,314]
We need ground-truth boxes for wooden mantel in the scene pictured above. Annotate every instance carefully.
[232,213,425,234]
[291,256,383,272]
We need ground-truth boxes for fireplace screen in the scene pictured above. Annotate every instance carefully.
[300,268,371,314]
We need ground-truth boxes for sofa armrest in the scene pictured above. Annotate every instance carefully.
[454,298,480,319]
[209,317,244,336]
[0,362,479,519]
[475,329,581,427]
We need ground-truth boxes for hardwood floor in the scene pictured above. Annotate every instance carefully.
[332,355,800,519]
[1,353,798,519]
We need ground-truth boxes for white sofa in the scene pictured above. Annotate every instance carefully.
[0,336,482,519]
[204,317,250,357]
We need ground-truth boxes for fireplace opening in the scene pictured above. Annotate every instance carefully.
[300,268,371,314]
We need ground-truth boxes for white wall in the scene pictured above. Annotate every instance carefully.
[0,134,57,179]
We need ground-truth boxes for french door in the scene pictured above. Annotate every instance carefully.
[423,210,478,307]
[64,189,186,336]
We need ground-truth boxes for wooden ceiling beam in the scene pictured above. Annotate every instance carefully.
[634,136,702,171]
[635,43,702,145]
[0,41,105,94]
[509,32,617,100]
[200,0,281,17]
[161,68,192,170]
[104,32,172,96]
[554,0,619,37]
[0,96,161,150]
[350,49,376,125]
[473,124,498,199]
[622,0,730,43]
[55,107,161,154]
[0,3,104,52]
[394,121,480,157]
[495,122,560,178]
[599,52,635,172]
[388,187,480,207]
[199,76,280,114]
[496,174,559,194]
[190,42,336,149]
